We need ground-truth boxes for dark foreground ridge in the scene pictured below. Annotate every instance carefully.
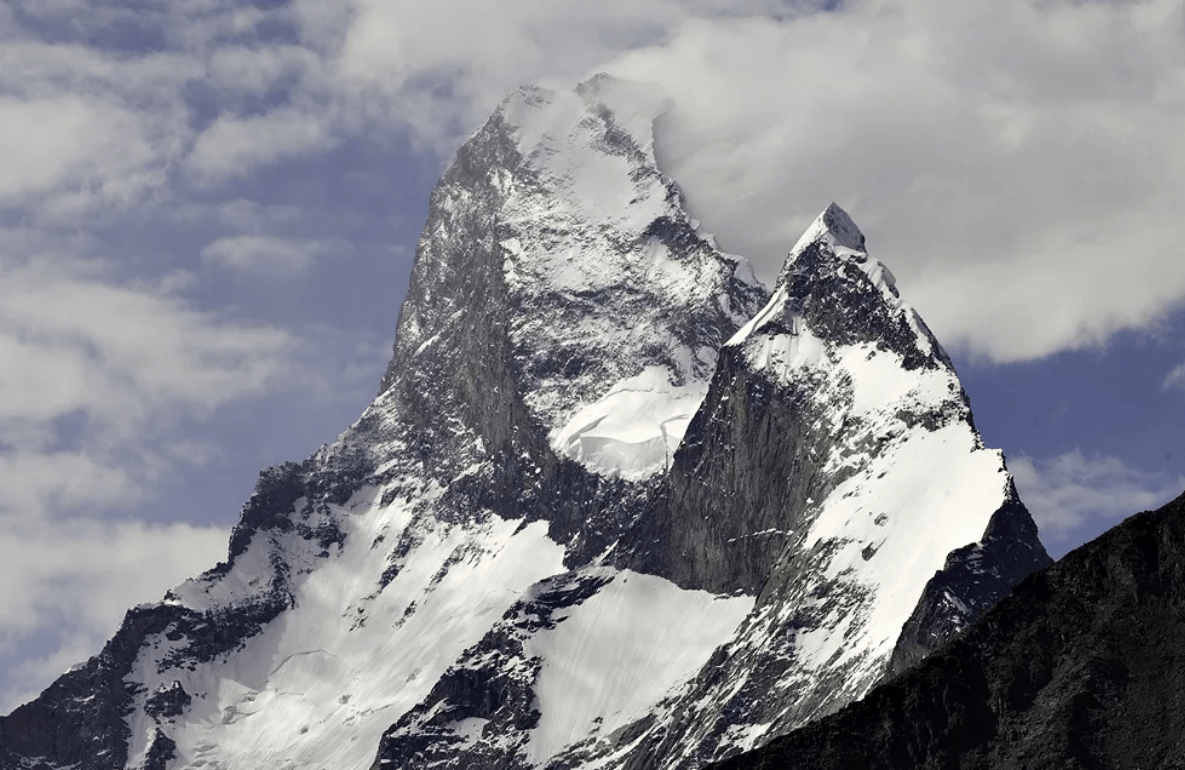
[707,489,1185,770]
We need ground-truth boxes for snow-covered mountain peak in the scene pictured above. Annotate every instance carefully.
[440,77,767,481]
[624,200,1051,760]
[736,203,945,371]
[788,201,867,257]
[0,83,1050,770]
[777,202,878,295]
[377,75,766,487]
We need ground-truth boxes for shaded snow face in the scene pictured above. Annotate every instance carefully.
[525,570,753,762]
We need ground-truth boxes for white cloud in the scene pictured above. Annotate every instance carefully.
[0,95,158,205]
[1165,361,1185,391]
[0,38,201,215]
[328,0,755,148]
[313,0,1185,363]
[598,0,1185,363]
[0,451,138,520]
[0,242,296,707]
[0,42,201,102]
[0,254,293,429]
[1011,450,1185,543]
[207,44,324,96]
[188,109,335,183]
[201,234,349,275]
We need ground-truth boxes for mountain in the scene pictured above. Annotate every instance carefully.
[706,489,1185,770]
[0,75,1049,770]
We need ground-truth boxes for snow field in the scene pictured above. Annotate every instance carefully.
[800,426,1010,675]
[127,485,565,770]
[524,571,752,762]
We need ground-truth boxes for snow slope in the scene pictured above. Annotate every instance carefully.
[123,492,564,770]
[526,571,753,762]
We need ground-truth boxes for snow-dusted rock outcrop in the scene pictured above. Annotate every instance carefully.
[0,77,1048,770]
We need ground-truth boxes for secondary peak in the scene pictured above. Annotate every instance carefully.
[790,202,866,256]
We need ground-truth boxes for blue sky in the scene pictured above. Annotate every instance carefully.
[1,0,1183,711]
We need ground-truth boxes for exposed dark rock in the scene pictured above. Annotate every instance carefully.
[890,481,1053,677]
[784,241,939,372]
[0,607,152,770]
[226,461,308,561]
[370,572,615,770]
[707,490,1185,770]
[629,344,838,595]
[142,731,175,770]
[143,682,190,720]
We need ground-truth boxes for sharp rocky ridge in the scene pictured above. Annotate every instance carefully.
[0,75,1050,770]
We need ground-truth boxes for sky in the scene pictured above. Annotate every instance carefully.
[0,0,1183,713]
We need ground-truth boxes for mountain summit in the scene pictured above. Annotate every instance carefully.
[0,76,1049,770]
[789,201,867,254]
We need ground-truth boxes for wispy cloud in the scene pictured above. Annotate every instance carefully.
[201,234,350,276]
[1164,361,1185,391]
[188,109,336,184]
[0,254,293,429]
[1011,450,1185,544]
[0,95,159,206]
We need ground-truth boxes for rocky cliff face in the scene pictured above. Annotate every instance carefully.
[0,76,1048,770]
[707,489,1185,770]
